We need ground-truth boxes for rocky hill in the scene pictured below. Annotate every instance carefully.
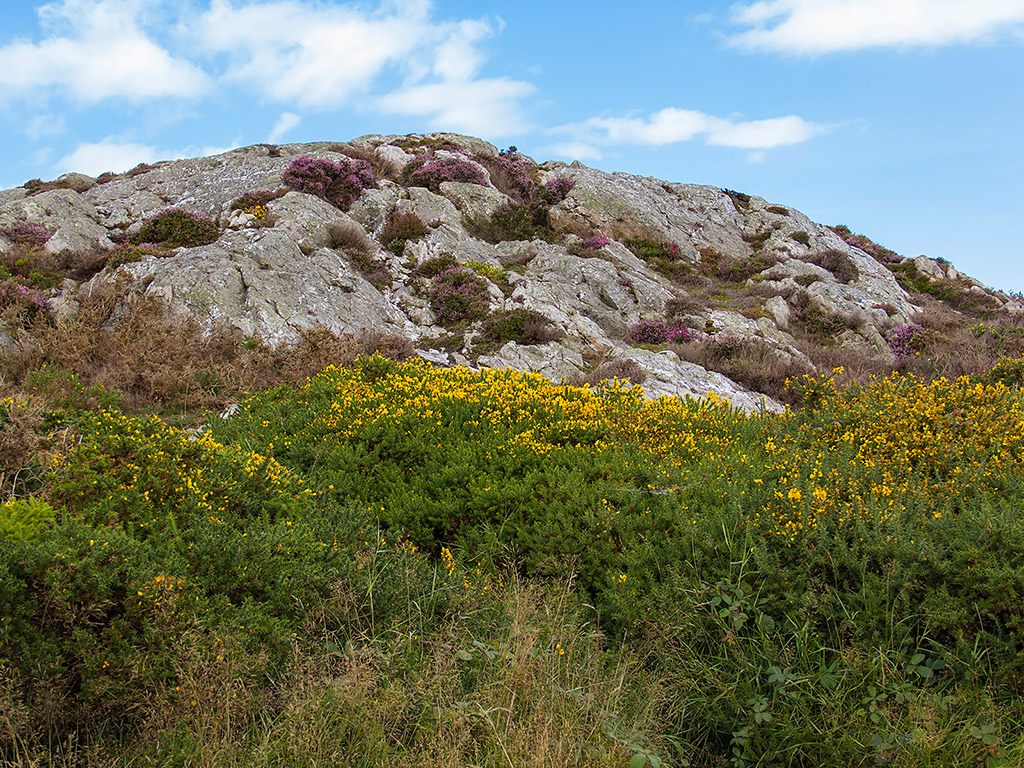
[2,132,1020,411]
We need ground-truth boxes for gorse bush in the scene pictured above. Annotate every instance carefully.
[129,209,220,249]
[0,496,55,541]
[2,357,1024,765]
[282,154,377,211]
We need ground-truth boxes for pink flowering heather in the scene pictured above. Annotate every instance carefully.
[542,176,575,203]
[582,234,611,250]
[283,155,377,211]
[428,267,491,323]
[0,222,51,248]
[407,155,488,192]
[0,279,50,315]
[629,320,699,345]
[888,323,925,358]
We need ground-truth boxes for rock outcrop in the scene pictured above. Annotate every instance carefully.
[2,133,1015,411]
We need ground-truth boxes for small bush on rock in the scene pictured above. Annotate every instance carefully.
[404,154,488,192]
[541,176,575,203]
[628,320,699,345]
[888,323,926,359]
[429,267,491,324]
[480,308,561,349]
[465,202,552,244]
[283,155,377,211]
[129,209,220,249]
[229,189,287,212]
[807,249,859,284]
[380,211,429,255]
[624,237,682,262]
[416,254,459,277]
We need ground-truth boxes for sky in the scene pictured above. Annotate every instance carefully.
[1,0,1023,292]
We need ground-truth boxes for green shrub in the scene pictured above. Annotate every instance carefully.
[478,308,561,350]
[465,202,552,244]
[415,253,459,277]
[806,249,859,283]
[129,209,220,249]
[380,210,429,255]
[0,496,56,541]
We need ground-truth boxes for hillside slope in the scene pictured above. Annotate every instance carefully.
[2,133,1020,410]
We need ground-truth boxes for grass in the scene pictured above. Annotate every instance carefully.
[4,272,1024,766]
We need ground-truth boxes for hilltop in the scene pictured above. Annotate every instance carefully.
[3,132,1020,412]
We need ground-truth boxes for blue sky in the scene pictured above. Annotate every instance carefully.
[2,0,1023,291]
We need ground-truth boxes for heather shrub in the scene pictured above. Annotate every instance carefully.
[404,154,488,192]
[229,188,287,212]
[624,237,682,262]
[789,230,811,246]
[0,279,50,318]
[628,319,699,345]
[129,209,220,249]
[478,146,535,202]
[282,154,377,211]
[582,234,610,250]
[416,253,459,277]
[791,291,848,338]
[830,224,902,263]
[888,323,926,359]
[0,222,51,248]
[428,267,491,324]
[582,358,648,386]
[380,211,429,255]
[665,294,702,318]
[710,253,778,283]
[541,175,575,203]
[722,188,752,211]
[479,308,561,349]
[328,221,374,255]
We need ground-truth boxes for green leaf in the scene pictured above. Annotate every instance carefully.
[629,753,647,768]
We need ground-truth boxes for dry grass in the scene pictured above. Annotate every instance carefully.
[0,280,415,415]
[2,576,667,768]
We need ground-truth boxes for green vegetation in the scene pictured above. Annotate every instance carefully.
[2,357,1024,766]
[129,209,220,249]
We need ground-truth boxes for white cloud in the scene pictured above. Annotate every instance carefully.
[25,113,66,139]
[433,19,492,80]
[55,138,240,176]
[0,0,210,103]
[56,140,161,176]
[729,0,1024,54]
[193,1,532,135]
[193,0,431,107]
[378,77,534,136]
[558,108,827,150]
[268,111,300,142]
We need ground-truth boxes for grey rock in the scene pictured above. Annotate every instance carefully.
[439,182,509,219]
[0,188,113,255]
